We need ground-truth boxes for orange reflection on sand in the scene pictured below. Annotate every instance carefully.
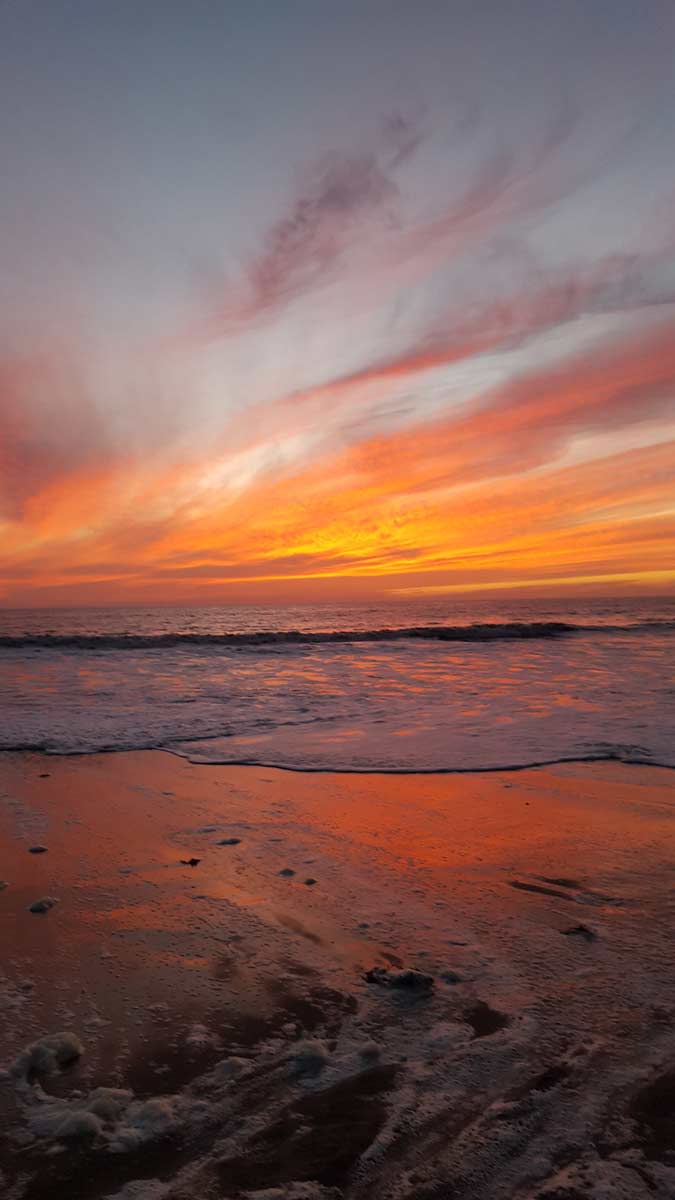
[1,750,674,1114]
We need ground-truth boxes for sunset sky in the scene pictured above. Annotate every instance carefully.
[1,0,675,606]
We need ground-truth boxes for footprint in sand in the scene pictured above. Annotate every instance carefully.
[464,1000,509,1038]
[509,880,576,901]
[510,877,621,908]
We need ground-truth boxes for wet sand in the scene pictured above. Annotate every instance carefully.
[1,751,675,1199]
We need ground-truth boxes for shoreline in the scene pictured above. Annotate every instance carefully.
[2,746,675,774]
[1,751,674,1199]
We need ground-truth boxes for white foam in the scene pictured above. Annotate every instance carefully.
[286,1038,330,1076]
[8,1032,84,1082]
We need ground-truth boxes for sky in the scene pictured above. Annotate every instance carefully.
[1,0,675,606]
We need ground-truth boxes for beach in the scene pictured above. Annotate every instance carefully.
[2,751,675,1199]
[3,0,675,1193]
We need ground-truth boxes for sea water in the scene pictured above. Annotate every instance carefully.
[0,597,673,770]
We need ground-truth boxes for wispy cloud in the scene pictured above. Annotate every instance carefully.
[2,91,675,605]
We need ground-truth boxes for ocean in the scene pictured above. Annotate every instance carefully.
[0,596,673,770]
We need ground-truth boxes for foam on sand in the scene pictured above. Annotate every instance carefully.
[7,1033,84,1083]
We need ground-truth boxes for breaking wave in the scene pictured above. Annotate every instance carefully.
[1,619,673,651]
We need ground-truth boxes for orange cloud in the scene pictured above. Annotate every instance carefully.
[2,288,674,606]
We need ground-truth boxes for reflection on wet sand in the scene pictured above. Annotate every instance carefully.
[1,751,674,1199]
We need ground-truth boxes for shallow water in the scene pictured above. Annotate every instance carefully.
[0,597,673,769]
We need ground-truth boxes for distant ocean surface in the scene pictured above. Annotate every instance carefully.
[0,598,673,771]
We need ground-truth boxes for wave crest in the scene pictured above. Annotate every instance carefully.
[0,621,583,649]
[0,619,673,651]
